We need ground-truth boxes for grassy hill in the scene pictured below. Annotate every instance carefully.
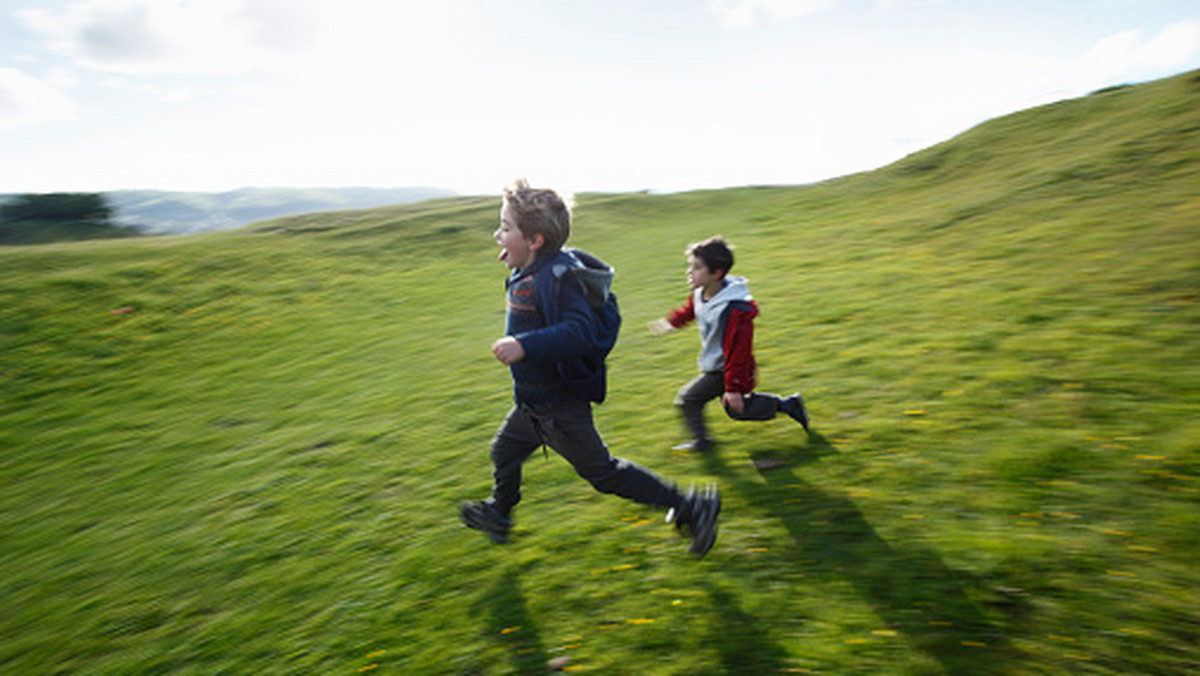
[1,69,1197,674]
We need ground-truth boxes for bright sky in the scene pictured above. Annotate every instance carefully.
[2,0,1198,196]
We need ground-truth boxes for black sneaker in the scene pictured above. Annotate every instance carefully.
[461,500,511,544]
[782,393,810,432]
[666,484,721,557]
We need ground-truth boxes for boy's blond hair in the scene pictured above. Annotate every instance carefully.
[503,178,572,254]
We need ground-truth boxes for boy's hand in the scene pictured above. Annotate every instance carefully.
[723,391,745,414]
[647,318,674,336]
[492,336,526,365]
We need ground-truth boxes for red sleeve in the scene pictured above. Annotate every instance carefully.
[723,304,757,393]
[666,294,696,328]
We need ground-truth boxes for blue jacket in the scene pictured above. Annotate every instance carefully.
[509,248,620,404]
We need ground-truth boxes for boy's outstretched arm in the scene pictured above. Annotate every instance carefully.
[650,296,696,336]
[647,318,674,336]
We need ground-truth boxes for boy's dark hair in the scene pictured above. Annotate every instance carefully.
[503,178,572,255]
[687,236,734,276]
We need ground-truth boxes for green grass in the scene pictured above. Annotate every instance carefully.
[2,70,1198,674]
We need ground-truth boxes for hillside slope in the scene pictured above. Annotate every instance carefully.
[1,69,1197,674]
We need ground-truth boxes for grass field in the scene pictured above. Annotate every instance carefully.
[2,69,1198,674]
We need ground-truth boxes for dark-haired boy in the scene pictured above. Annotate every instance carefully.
[649,236,809,452]
[461,179,720,557]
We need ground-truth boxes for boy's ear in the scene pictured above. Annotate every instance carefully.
[714,267,728,280]
[528,233,546,252]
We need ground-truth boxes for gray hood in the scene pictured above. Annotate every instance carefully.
[553,248,615,308]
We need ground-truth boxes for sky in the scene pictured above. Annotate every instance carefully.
[1,0,1198,197]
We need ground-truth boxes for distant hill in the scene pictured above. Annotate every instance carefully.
[108,186,459,234]
[0,186,458,236]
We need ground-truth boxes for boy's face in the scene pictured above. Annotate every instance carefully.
[687,254,723,290]
[494,202,541,271]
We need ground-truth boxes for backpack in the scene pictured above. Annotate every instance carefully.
[535,248,622,403]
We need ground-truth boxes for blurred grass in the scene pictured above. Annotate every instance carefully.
[2,69,1198,674]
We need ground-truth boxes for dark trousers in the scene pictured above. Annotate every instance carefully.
[675,371,784,443]
[490,397,680,517]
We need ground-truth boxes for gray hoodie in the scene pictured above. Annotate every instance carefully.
[693,276,752,372]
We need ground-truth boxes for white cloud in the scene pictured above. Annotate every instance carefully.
[708,0,843,28]
[873,0,947,10]
[0,67,77,130]
[17,0,320,75]
[14,0,474,111]
[1070,20,1200,90]
[46,67,81,90]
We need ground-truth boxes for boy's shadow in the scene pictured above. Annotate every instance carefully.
[702,431,1020,674]
[471,568,549,672]
[704,583,790,673]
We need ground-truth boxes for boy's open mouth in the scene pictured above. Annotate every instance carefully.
[498,246,509,262]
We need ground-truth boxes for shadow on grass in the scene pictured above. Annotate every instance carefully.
[705,583,791,673]
[471,567,549,673]
[703,428,1021,674]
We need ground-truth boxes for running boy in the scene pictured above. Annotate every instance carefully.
[461,179,720,557]
[649,236,809,451]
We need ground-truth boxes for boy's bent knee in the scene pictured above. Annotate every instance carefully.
[584,459,629,494]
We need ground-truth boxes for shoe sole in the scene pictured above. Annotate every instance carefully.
[461,504,509,544]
